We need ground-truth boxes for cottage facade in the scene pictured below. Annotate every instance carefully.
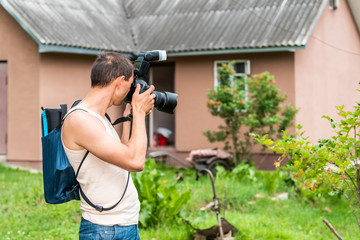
[0,0,359,169]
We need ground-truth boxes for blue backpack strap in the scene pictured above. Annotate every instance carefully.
[63,107,90,176]
[58,104,67,129]
[71,100,82,108]
[41,110,49,137]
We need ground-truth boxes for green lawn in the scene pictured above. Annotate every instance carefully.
[0,163,358,239]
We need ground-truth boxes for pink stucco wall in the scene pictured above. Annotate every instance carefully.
[174,56,221,151]
[0,6,40,161]
[295,1,360,142]
[0,7,125,163]
[39,54,127,158]
[174,52,295,152]
[39,53,94,108]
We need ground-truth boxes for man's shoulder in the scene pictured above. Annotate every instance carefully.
[64,109,103,131]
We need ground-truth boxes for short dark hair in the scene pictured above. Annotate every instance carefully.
[91,52,133,87]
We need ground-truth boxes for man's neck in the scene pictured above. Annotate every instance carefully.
[80,87,114,117]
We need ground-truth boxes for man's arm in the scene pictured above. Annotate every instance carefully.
[121,103,132,144]
[62,85,155,172]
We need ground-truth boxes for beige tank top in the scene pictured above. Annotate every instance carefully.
[62,106,140,226]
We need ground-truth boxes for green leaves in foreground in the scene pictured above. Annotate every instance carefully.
[132,158,191,228]
[252,99,360,232]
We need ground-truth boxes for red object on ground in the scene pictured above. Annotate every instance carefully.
[157,134,167,146]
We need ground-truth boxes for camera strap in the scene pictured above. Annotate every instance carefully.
[78,172,130,212]
[109,113,133,126]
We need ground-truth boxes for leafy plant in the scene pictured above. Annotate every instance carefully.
[204,63,297,164]
[261,169,283,194]
[132,158,191,228]
[253,95,360,233]
[217,162,258,183]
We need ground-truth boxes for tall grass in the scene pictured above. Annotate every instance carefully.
[0,163,358,239]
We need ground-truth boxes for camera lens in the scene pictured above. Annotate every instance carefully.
[154,91,178,114]
[125,79,177,114]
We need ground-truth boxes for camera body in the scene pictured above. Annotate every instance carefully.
[125,50,178,114]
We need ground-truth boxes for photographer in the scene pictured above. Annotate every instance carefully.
[62,52,155,239]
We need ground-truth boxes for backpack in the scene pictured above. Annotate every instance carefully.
[41,101,132,212]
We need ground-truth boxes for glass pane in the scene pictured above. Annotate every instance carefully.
[234,62,245,73]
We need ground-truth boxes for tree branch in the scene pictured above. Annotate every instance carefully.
[343,193,360,231]
[323,218,343,240]
[344,170,360,205]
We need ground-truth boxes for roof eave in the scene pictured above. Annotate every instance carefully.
[39,45,305,57]
[1,0,42,46]
[301,0,328,45]
[1,0,133,57]
[38,44,133,57]
[167,46,306,57]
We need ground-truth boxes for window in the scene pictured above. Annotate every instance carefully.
[214,60,250,90]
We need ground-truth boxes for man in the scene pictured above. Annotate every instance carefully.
[62,52,155,239]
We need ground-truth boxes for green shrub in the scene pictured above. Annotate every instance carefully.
[261,170,282,194]
[205,67,297,164]
[132,158,191,228]
[253,88,360,233]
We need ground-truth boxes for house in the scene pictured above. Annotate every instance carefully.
[0,0,359,170]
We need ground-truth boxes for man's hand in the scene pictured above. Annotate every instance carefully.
[131,84,155,116]
[123,103,132,116]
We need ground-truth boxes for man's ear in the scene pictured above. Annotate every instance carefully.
[115,76,125,88]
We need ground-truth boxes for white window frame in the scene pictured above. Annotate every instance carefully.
[213,60,250,86]
[213,60,250,98]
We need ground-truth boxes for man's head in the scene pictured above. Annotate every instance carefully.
[91,52,133,87]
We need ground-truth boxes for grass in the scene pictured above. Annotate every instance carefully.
[0,165,81,239]
[0,163,358,240]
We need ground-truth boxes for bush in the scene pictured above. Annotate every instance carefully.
[132,158,191,228]
[205,66,297,164]
[253,89,360,234]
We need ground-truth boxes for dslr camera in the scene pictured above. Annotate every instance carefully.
[125,50,178,114]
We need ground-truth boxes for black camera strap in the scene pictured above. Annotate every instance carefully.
[78,172,130,212]
[111,113,133,125]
